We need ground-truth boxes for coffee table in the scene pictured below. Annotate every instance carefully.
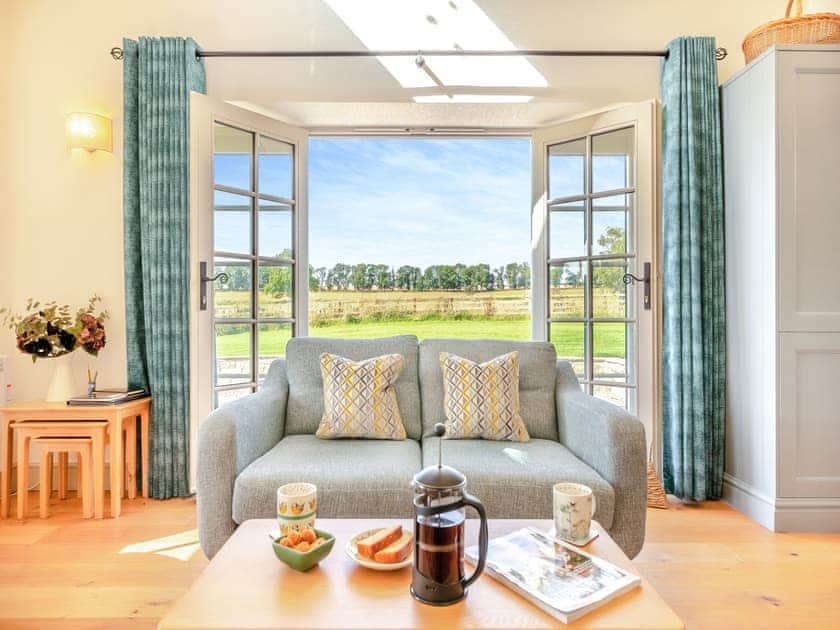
[158,519,683,630]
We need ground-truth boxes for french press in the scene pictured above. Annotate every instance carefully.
[410,423,489,606]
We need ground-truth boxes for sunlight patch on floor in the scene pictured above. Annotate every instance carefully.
[119,528,200,561]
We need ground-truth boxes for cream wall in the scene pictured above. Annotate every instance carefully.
[1,0,836,402]
[0,1,230,401]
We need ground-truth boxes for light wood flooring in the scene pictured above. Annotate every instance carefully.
[0,493,838,629]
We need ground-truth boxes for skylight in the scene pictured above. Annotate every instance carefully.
[413,94,534,103]
[324,0,547,89]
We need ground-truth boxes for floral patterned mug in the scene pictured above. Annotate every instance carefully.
[277,482,317,535]
[553,482,596,544]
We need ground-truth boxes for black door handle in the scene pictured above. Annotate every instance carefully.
[622,262,651,310]
[200,261,229,311]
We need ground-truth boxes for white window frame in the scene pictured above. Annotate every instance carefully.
[531,101,660,453]
[189,93,308,489]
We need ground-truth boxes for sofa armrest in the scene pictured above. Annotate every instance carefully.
[555,361,647,558]
[197,359,289,558]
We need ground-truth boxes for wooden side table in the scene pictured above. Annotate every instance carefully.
[0,397,151,519]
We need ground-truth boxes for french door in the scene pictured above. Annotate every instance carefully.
[189,94,308,484]
[532,101,659,448]
[188,95,659,485]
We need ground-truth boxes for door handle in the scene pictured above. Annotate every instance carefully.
[200,261,229,311]
[622,262,651,310]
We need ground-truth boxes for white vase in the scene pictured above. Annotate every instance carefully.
[45,353,78,402]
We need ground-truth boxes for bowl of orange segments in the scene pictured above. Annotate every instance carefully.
[271,526,335,572]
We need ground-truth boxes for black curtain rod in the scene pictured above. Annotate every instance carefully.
[110,47,729,61]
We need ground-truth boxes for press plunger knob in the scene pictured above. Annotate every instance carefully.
[434,423,446,468]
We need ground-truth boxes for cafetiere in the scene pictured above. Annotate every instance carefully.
[410,423,489,606]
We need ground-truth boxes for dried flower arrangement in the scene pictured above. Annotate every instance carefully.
[0,295,109,362]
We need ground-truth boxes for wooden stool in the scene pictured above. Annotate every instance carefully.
[48,418,145,500]
[34,437,93,519]
[13,421,107,520]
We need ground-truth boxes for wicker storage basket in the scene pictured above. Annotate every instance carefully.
[743,0,840,63]
[647,451,668,510]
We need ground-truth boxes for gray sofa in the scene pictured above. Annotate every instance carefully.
[197,336,647,559]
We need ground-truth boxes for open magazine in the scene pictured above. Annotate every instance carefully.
[465,527,640,624]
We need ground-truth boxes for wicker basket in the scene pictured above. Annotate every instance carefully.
[742,0,840,63]
[646,452,668,510]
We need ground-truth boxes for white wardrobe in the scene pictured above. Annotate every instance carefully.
[722,44,840,532]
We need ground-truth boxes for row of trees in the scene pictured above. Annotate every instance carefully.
[215,261,531,294]
[217,226,626,296]
[309,262,531,292]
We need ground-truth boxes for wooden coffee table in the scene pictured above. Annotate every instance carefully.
[158,519,683,630]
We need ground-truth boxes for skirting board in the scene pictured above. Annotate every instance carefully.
[724,473,840,532]
[723,473,775,531]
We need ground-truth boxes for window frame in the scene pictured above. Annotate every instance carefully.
[537,123,641,411]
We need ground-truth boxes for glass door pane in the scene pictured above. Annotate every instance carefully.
[548,138,585,199]
[213,258,252,319]
[212,118,297,409]
[549,262,586,319]
[258,135,294,199]
[214,324,253,386]
[214,123,253,191]
[545,125,638,411]
[592,126,634,193]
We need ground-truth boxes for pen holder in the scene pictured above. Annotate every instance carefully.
[87,381,96,398]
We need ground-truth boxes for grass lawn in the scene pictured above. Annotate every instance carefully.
[215,318,627,359]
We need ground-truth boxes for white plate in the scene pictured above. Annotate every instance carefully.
[346,527,413,571]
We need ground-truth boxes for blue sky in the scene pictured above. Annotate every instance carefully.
[214,136,630,269]
[309,137,531,269]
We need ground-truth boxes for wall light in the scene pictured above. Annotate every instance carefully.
[66,112,112,153]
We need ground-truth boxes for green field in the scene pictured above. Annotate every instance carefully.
[213,288,627,361]
[215,315,626,360]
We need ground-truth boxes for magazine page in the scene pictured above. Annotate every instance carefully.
[466,527,640,619]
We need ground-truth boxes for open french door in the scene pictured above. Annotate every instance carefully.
[531,101,660,453]
[189,93,308,487]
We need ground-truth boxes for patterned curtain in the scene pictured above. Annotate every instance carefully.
[660,37,725,501]
[123,37,205,498]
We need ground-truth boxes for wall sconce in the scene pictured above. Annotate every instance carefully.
[66,112,112,153]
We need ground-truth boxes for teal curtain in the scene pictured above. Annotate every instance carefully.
[123,37,205,498]
[660,37,725,501]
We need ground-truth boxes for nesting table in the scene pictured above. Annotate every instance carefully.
[0,397,152,519]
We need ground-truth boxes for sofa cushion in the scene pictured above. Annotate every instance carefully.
[316,352,407,440]
[232,435,421,524]
[285,335,422,439]
[419,339,558,440]
[439,351,529,442]
[422,437,615,529]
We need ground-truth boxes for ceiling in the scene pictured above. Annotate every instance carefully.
[179,0,803,127]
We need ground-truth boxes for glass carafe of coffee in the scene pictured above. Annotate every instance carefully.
[410,423,489,606]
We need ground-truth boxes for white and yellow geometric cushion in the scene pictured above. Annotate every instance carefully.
[316,352,407,440]
[439,351,530,442]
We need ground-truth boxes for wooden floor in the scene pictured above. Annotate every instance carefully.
[0,494,838,629]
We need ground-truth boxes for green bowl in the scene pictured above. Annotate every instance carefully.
[271,528,335,572]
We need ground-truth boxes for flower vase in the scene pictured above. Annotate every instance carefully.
[45,353,78,402]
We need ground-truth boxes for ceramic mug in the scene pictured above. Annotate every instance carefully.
[553,482,596,543]
[277,482,317,535]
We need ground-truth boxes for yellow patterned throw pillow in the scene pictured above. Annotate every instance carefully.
[316,352,407,440]
[439,351,530,442]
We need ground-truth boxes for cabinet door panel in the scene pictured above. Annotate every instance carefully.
[777,52,840,331]
[778,332,840,497]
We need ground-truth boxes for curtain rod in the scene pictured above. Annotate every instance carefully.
[109,47,729,61]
